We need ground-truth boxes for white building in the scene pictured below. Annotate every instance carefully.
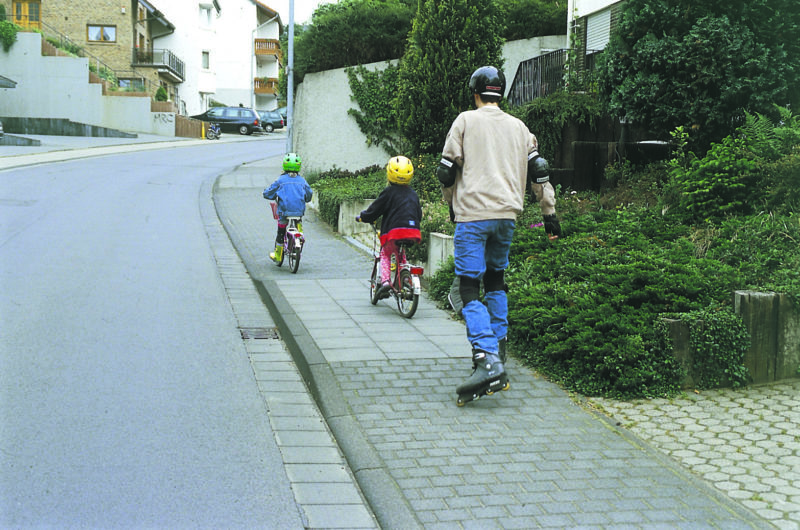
[154,0,282,116]
[567,0,625,57]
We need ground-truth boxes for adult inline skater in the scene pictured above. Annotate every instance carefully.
[437,65,561,405]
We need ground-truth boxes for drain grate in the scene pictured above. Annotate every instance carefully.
[239,327,280,340]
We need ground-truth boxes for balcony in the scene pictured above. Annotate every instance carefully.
[132,48,185,83]
[254,38,282,63]
[254,77,279,95]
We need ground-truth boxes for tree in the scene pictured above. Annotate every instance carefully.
[292,0,414,81]
[395,0,504,154]
[496,0,566,41]
[598,0,800,151]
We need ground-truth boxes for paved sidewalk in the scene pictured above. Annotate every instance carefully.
[214,157,781,529]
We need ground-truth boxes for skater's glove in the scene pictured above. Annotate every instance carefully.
[543,214,561,239]
[355,215,361,223]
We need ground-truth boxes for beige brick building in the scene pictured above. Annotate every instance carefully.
[2,0,183,101]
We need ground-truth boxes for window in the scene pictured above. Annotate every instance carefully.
[201,51,210,69]
[199,5,212,27]
[12,1,41,29]
[87,25,116,42]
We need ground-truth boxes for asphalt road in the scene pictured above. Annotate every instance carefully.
[0,140,307,527]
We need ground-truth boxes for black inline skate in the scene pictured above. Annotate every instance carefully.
[456,349,509,406]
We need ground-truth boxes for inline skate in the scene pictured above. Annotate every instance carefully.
[456,349,509,406]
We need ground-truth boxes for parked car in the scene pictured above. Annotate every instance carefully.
[276,106,287,122]
[191,106,261,135]
[0,119,4,138]
[257,110,284,133]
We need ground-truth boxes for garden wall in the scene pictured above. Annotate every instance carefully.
[293,35,567,173]
[668,292,799,388]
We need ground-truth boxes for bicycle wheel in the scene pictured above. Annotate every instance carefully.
[288,237,301,273]
[396,269,419,318]
[369,259,380,305]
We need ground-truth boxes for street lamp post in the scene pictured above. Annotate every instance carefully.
[286,0,294,152]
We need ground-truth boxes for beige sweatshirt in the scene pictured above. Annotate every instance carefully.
[441,105,556,221]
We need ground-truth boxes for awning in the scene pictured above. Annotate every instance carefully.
[0,75,17,88]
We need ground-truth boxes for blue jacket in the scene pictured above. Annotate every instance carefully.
[263,172,313,218]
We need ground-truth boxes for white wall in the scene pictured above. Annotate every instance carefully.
[0,32,174,135]
[572,0,618,19]
[293,36,568,173]
[0,33,101,124]
[215,0,255,108]
[156,2,219,116]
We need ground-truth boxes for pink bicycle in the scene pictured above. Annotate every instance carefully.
[270,202,304,274]
[368,224,423,318]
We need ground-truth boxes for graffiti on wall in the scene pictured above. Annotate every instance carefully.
[152,113,175,125]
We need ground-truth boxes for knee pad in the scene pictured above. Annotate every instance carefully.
[458,276,481,305]
[483,269,507,293]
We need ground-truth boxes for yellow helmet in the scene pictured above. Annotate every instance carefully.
[387,155,414,185]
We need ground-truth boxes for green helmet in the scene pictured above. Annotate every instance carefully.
[283,152,302,172]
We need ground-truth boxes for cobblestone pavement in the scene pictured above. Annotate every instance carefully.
[215,158,773,529]
[587,381,800,530]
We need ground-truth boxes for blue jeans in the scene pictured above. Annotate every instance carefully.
[453,220,515,354]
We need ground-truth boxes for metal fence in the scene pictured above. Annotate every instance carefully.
[507,49,602,107]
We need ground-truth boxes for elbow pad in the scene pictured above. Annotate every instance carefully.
[436,157,458,188]
[528,150,550,184]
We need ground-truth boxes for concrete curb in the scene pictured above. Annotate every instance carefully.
[252,278,423,530]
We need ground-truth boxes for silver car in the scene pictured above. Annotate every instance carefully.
[0,120,4,138]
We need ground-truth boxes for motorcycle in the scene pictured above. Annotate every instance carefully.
[206,122,221,140]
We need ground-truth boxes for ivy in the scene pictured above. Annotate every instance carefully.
[511,91,604,166]
[667,306,751,389]
[346,64,410,156]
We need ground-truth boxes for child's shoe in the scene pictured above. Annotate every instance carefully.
[377,281,391,300]
[270,245,283,263]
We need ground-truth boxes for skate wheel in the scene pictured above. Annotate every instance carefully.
[485,388,494,396]
[456,399,465,407]
[501,381,510,391]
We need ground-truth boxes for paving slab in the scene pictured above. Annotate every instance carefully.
[213,157,780,529]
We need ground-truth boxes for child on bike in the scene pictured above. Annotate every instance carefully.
[263,152,313,263]
[356,155,422,299]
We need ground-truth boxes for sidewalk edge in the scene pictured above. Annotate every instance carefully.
[251,278,423,530]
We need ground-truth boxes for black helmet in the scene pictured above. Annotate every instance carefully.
[469,66,505,98]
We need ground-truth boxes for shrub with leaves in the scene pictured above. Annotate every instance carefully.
[660,305,750,389]
[311,166,384,229]
[0,19,20,52]
[598,0,800,152]
[395,0,504,154]
[511,91,603,167]
[506,206,743,398]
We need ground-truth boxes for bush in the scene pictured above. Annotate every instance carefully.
[511,91,604,165]
[761,153,800,215]
[396,0,504,154]
[311,166,383,229]
[505,206,744,398]
[497,0,566,40]
[664,305,750,389]
[0,19,20,52]
[155,86,168,102]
